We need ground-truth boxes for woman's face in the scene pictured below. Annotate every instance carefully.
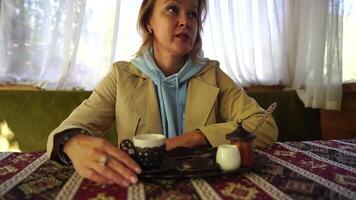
[148,0,199,58]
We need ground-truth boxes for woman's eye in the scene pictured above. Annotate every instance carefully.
[167,6,178,14]
[188,11,197,19]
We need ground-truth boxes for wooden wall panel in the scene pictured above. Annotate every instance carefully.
[321,84,356,139]
[0,85,40,90]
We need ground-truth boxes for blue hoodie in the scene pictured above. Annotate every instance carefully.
[131,49,206,138]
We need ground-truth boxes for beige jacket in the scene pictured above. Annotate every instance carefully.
[47,60,278,158]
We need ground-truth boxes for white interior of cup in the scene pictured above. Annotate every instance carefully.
[133,134,166,148]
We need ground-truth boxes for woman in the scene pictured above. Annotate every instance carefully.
[47,0,278,187]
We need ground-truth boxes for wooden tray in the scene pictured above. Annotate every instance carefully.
[139,146,251,179]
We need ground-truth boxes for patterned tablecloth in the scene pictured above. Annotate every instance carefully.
[1,139,356,200]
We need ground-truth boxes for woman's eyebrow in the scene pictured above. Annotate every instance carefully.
[192,2,198,10]
[163,0,174,4]
[162,0,198,9]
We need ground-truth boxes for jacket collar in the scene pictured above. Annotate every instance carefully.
[184,61,220,131]
[123,59,217,79]
[125,78,163,134]
[124,60,219,134]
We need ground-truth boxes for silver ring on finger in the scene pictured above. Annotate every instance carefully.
[98,155,108,166]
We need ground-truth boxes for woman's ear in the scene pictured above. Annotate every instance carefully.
[146,24,152,34]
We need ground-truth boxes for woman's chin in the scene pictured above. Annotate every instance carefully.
[170,47,194,58]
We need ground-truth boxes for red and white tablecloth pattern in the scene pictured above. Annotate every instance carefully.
[1,139,355,200]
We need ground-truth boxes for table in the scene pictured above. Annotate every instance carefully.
[1,139,356,199]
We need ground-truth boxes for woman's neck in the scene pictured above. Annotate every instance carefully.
[153,49,187,77]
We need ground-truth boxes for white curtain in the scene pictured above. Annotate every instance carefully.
[0,0,118,90]
[289,0,343,110]
[0,0,343,110]
[203,0,290,86]
[203,0,343,110]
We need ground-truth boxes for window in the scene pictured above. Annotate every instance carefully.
[1,0,354,90]
[343,0,356,83]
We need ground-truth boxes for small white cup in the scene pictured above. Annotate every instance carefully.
[132,134,166,148]
[216,144,241,171]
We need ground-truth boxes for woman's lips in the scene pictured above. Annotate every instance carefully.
[176,33,190,41]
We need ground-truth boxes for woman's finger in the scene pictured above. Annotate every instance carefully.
[80,167,113,185]
[83,144,137,186]
[101,143,142,174]
[91,158,130,187]
[107,157,138,184]
[65,135,140,186]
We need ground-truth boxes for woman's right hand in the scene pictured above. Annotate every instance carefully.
[63,134,141,187]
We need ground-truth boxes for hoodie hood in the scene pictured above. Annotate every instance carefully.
[131,49,206,137]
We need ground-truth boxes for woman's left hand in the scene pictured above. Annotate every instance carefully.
[165,130,208,151]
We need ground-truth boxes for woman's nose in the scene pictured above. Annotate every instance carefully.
[178,14,190,28]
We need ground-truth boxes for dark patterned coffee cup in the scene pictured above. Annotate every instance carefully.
[120,134,166,170]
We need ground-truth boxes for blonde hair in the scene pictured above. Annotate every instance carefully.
[136,0,207,60]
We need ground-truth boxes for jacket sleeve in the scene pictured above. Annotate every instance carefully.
[199,67,278,148]
[46,63,119,160]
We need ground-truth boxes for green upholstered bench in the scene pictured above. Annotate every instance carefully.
[0,90,116,152]
[0,90,321,152]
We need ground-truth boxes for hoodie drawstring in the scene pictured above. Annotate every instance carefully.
[176,76,182,135]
